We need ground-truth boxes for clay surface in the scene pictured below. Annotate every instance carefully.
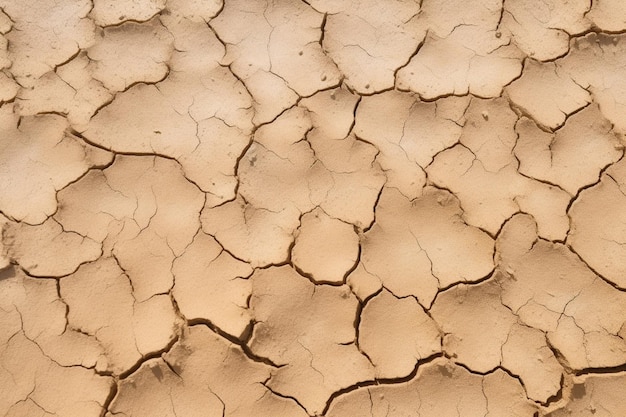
[1,0,626,416]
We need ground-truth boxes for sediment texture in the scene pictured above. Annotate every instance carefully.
[1,0,626,416]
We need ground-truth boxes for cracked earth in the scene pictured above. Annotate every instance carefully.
[1,0,626,416]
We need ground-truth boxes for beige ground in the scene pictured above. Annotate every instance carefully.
[1,0,626,416]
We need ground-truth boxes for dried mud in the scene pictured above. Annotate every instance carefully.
[1,0,626,416]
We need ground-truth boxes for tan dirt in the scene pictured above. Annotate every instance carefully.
[1,0,626,416]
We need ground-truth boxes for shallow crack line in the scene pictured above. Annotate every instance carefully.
[564,160,617,221]
[320,352,444,415]
[67,129,210,195]
[565,242,626,292]
[361,180,385,233]
[97,14,163,29]
[341,241,361,284]
[345,95,361,137]
[118,334,180,380]
[393,31,427,91]
[553,100,593,132]
[261,382,311,416]
[207,386,226,417]
[16,255,102,280]
[430,269,496,306]
[252,99,303,133]
[69,128,177,160]
[424,181,497,240]
[291,261,345,287]
[21,325,101,375]
[568,24,626,39]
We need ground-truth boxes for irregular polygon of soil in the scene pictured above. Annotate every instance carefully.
[458,97,519,172]
[237,105,384,235]
[201,194,300,267]
[361,187,494,307]
[396,25,523,99]
[3,0,95,86]
[501,323,563,403]
[515,105,622,194]
[506,60,591,130]
[3,218,101,277]
[109,325,309,417]
[87,18,173,92]
[359,289,441,379]
[0,268,112,415]
[238,107,317,215]
[248,265,375,415]
[0,71,18,103]
[211,0,340,124]
[430,280,516,373]
[427,144,570,240]
[346,263,382,304]
[15,54,114,128]
[83,48,254,202]
[0,114,111,224]
[0,269,105,369]
[320,0,425,94]
[498,214,626,370]
[61,258,180,375]
[354,91,468,199]
[568,158,626,289]
[559,33,626,133]
[172,230,253,339]
[292,208,359,284]
[55,156,204,301]
[502,0,589,61]
[0,333,112,417]
[326,362,536,416]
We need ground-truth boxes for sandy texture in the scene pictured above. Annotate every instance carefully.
[1,0,626,416]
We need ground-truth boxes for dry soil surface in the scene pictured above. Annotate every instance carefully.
[1,0,626,416]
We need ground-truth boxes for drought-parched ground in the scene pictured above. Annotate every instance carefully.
[1,0,626,416]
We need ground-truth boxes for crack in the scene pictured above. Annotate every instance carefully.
[541,374,565,408]
[187,318,282,368]
[546,337,574,374]
[341,241,361,283]
[320,352,444,415]
[352,288,381,368]
[574,362,626,376]
[96,14,164,29]
[382,27,427,93]
[431,269,496,306]
[361,181,385,233]
[4,3,626,416]
[99,380,119,417]
[118,334,180,380]
[566,242,626,291]
[261,381,310,416]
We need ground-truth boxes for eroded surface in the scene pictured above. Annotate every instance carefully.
[1,0,626,415]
